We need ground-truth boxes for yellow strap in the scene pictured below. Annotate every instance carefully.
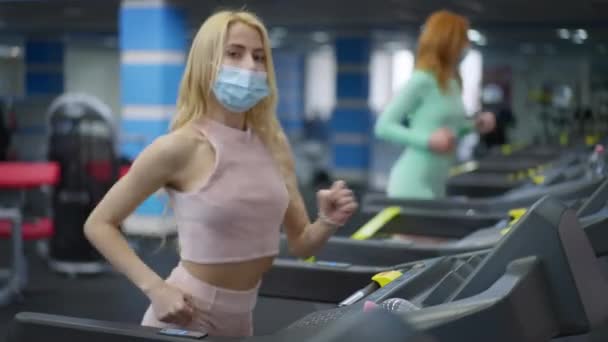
[531,175,545,185]
[371,270,403,287]
[501,144,513,156]
[508,208,527,222]
[586,135,599,146]
[500,208,528,237]
[527,169,544,184]
[449,161,479,177]
[303,256,316,263]
[351,206,401,240]
[559,132,569,146]
[516,171,527,180]
[509,168,544,183]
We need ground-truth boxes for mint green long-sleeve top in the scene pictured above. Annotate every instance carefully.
[374,69,474,199]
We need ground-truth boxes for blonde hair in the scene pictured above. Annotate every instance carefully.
[171,10,291,185]
[415,10,470,91]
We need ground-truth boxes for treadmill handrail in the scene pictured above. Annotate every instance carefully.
[10,312,188,341]
[363,177,604,215]
[577,178,608,217]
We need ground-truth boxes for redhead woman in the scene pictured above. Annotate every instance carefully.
[375,10,495,199]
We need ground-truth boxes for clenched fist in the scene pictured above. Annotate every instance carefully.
[317,180,358,228]
[428,127,456,154]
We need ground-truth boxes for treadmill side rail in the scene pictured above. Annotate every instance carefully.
[450,196,608,335]
[406,256,558,342]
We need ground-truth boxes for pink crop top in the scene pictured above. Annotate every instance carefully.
[166,118,290,263]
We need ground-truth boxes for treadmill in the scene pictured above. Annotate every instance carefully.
[444,140,593,198]
[446,149,583,197]
[288,179,608,272]
[466,138,593,171]
[367,148,591,209]
[341,141,603,239]
[8,196,608,341]
[482,142,563,159]
[346,161,605,239]
[272,177,608,275]
[310,308,437,341]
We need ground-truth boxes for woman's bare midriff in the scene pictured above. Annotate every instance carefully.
[181,256,275,291]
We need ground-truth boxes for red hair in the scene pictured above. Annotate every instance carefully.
[415,10,470,91]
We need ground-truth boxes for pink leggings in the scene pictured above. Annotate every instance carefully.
[141,263,259,337]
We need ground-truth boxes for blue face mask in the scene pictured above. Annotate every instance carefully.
[212,65,270,113]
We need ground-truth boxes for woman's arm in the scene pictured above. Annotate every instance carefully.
[84,135,191,295]
[277,134,357,258]
[374,71,433,150]
[457,111,496,138]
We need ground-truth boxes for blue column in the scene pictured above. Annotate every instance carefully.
[120,0,187,220]
[330,35,372,183]
[273,51,305,138]
[17,39,64,160]
[25,39,64,97]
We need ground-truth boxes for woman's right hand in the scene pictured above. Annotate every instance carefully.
[428,127,456,154]
[147,282,195,326]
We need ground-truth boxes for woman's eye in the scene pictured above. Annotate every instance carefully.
[254,55,266,62]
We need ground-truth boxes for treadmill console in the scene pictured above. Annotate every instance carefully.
[363,251,490,307]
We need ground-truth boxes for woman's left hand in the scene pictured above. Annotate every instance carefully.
[475,111,496,134]
[317,180,358,228]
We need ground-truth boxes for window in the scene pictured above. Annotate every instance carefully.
[304,45,335,120]
[459,49,483,115]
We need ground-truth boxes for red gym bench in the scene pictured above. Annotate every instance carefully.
[0,162,60,306]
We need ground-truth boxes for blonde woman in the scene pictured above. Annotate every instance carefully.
[84,10,357,337]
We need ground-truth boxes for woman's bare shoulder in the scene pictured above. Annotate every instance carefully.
[137,124,209,173]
